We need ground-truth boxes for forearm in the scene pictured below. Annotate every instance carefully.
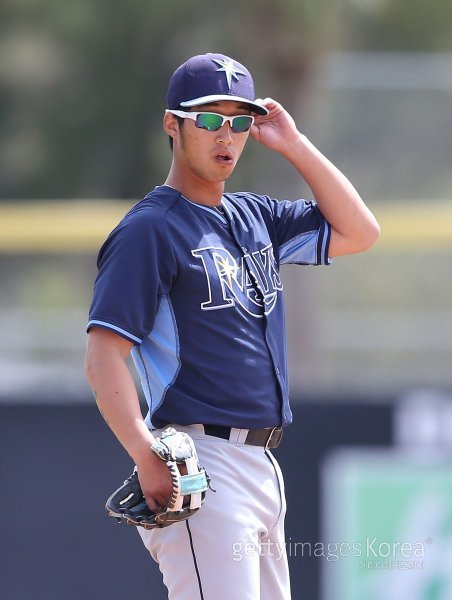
[281,133,380,255]
[85,328,174,510]
[85,343,155,464]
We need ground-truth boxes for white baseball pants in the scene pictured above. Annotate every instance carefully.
[138,424,291,599]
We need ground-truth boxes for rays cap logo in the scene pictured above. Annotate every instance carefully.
[166,53,269,116]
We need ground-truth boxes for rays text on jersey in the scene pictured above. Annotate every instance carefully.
[191,243,283,317]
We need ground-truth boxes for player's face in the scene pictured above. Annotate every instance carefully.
[171,101,251,184]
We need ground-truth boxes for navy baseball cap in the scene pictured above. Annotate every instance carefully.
[166,53,269,116]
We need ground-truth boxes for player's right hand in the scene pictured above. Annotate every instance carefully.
[135,451,174,512]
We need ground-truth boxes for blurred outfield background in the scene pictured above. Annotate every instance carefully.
[1,1,452,599]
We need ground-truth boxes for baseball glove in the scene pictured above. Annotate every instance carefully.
[105,427,211,529]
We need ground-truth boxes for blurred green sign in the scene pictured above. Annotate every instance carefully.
[321,449,452,600]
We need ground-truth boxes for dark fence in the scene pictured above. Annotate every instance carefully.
[0,401,392,599]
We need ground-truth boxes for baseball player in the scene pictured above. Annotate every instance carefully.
[85,52,379,599]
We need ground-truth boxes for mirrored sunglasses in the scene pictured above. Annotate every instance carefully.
[166,109,254,133]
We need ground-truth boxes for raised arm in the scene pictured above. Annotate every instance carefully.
[84,327,172,511]
[251,98,380,257]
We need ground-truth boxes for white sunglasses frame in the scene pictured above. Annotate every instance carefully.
[165,109,255,132]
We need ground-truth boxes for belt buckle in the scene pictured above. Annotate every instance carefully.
[265,426,282,450]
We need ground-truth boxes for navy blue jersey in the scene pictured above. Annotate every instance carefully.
[88,186,331,429]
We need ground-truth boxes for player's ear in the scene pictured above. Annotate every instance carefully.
[163,111,179,142]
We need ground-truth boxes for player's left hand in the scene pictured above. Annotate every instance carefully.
[250,98,301,156]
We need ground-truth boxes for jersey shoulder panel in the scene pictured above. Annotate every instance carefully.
[96,187,180,267]
[117,186,181,231]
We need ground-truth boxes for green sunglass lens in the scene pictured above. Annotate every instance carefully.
[195,113,253,132]
[196,113,224,131]
[232,116,253,132]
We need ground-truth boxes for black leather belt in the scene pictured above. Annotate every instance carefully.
[203,425,283,449]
